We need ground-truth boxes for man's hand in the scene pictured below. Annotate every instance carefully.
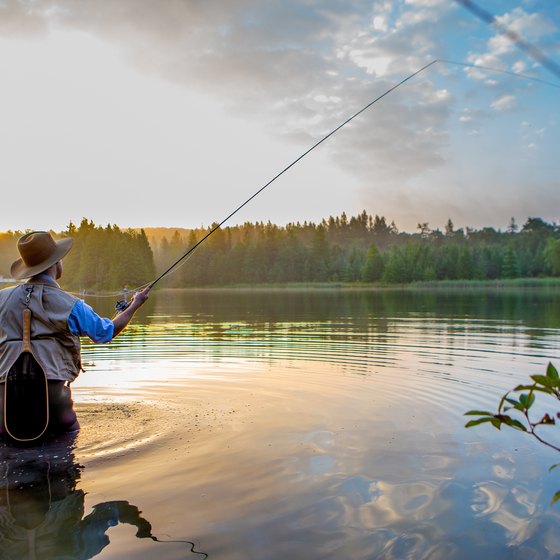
[129,286,150,310]
[112,286,151,338]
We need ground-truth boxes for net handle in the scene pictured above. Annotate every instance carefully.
[22,308,32,353]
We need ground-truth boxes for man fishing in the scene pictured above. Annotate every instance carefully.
[0,231,150,439]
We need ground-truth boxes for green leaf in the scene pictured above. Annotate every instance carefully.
[490,418,502,430]
[530,374,555,388]
[465,417,494,428]
[502,398,524,412]
[519,393,535,410]
[513,384,553,395]
[498,392,510,413]
[497,415,526,431]
[551,490,560,506]
[464,410,494,417]
[508,419,527,431]
[549,463,560,472]
[547,362,559,385]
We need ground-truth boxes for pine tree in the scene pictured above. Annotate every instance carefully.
[362,242,384,281]
[502,245,519,278]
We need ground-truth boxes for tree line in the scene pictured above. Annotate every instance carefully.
[1,213,559,290]
[151,212,560,286]
[0,219,155,292]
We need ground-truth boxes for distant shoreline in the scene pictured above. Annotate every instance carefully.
[157,277,560,292]
[5,277,558,294]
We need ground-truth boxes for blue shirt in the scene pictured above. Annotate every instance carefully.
[68,299,115,344]
[34,274,114,343]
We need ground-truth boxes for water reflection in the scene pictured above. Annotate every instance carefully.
[69,288,560,559]
[88,287,560,327]
[0,435,207,559]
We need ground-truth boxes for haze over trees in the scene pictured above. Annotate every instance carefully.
[0,213,559,290]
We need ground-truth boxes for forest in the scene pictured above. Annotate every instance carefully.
[1,213,560,291]
[0,219,155,292]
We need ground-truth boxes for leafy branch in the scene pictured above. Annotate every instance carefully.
[465,362,560,505]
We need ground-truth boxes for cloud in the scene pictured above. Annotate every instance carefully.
[0,0,48,37]
[491,94,516,111]
[0,0,462,190]
[2,0,556,232]
[404,0,449,9]
[458,106,485,129]
[466,6,557,79]
[372,15,389,32]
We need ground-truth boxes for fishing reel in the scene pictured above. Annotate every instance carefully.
[115,299,131,313]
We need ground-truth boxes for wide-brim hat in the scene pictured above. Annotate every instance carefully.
[10,231,74,280]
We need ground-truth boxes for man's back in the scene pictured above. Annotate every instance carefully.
[0,281,81,383]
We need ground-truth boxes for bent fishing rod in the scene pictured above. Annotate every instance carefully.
[112,59,437,313]
[112,55,559,311]
[143,59,438,291]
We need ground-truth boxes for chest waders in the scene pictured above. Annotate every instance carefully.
[3,285,49,442]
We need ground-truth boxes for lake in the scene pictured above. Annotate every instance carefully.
[1,287,560,559]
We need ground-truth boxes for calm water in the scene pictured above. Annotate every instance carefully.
[1,288,560,559]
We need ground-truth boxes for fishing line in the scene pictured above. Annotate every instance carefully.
[439,59,560,90]
[147,59,439,291]
[64,249,199,300]
[147,2,560,292]
[67,57,559,301]
[144,57,559,292]
[149,535,208,559]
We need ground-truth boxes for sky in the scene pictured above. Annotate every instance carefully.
[0,0,559,233]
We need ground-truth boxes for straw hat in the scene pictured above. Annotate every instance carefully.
[10,231,73,280]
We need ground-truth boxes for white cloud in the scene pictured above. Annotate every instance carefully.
[459,107,476,123]
[348,49,392,76]
[372,15,388,32]
[0,0,557,231]
[491,94,516,111]
[404,0,448,6]
[465,53,506,80]
[512,60,526,73]
[466,6,557,85]
[496,7,557,39]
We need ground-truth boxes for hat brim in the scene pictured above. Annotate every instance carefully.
[10,237,74,280]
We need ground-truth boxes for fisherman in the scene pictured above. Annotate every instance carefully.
[0,231,150,437]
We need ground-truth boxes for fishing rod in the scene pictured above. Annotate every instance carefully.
[143,59,439,293]
[143,56,560,294]
[105,56,559,310]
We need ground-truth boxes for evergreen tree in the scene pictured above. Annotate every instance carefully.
[544,238,560,276]
[362,242,384,281]
[2,211,559,287]
[311,225,331,281]
[502,245,520,278]
[445,219,455,237]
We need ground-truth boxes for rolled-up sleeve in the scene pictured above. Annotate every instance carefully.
[68,300,114,343]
